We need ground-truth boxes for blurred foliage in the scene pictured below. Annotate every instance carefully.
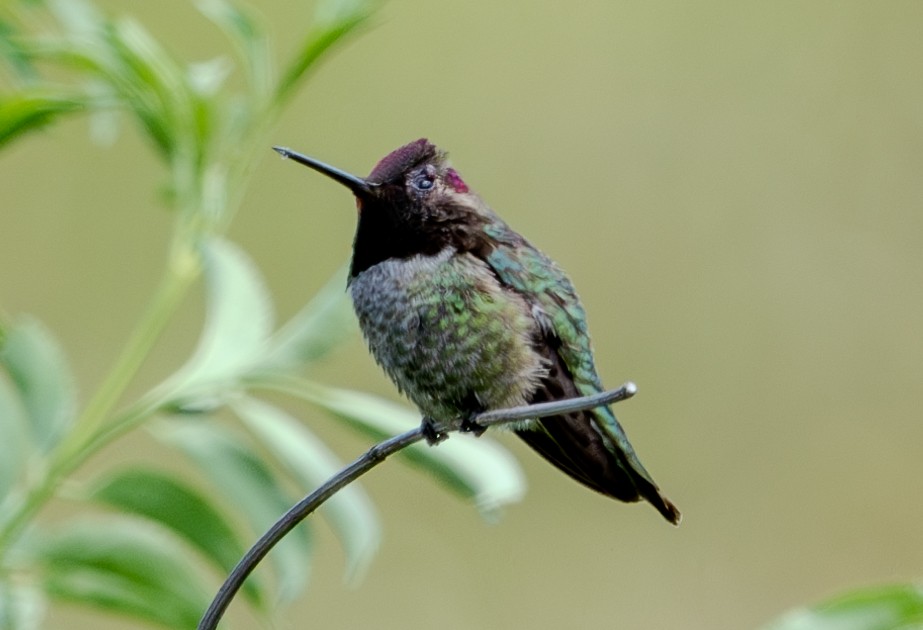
[0,0,525,627]
[763,584,923,630]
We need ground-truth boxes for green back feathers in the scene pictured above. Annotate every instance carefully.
[483,222,600,396]
[482,221,661,485]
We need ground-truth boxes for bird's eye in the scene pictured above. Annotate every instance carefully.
[412,173,435,192]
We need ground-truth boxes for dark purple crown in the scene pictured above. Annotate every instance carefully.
[367,138,440,184]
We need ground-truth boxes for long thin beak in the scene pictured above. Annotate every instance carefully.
[273,146,375,196]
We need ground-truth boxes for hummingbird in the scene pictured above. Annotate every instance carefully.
[274,139,680,524]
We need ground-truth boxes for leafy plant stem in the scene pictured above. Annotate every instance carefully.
[0,247,198,562]
[64,252,198,460]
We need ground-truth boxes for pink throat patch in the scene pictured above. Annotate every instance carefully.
[445,168,468,193]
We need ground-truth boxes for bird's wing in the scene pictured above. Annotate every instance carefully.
[479,222,680,523]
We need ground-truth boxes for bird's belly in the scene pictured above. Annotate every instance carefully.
[349,250,546,423]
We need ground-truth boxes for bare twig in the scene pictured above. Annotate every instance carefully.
[197,382,637,630]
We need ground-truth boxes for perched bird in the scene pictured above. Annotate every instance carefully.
[275,139,680,524]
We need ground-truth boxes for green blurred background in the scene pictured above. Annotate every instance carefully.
[3,1,922,628]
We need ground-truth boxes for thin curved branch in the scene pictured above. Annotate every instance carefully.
[197,382,637,630]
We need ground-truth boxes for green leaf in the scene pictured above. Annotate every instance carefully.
[156,420,312,601]
[34,518,211,629]
[258,267,357,372]
[0,92,84,149]
[104,17,191,149]
[0,580,45,630]
[0,18,38,80]
[47,0,104,39]
[88,467,264,608]
[45,14,182,159]
[0,316,77,452]
[87,95,121,147]
[282,380,526,517]
[166,237,274,409]
[196,0,271,97]
[763,583,923,630]
[232,396,379,582]
[41,0,176,157]
[275,0,375,105]
[0,376,30,511]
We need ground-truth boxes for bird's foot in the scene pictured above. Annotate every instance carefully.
[460,413,487,437]
[421,417,448,446]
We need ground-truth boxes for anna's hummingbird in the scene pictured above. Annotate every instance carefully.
[275,139,680,524]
